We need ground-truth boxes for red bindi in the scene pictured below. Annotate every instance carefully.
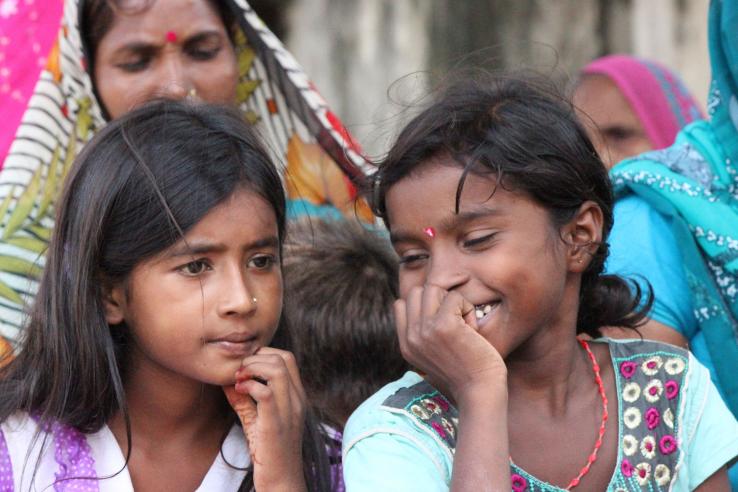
[165,31,178,43]
[423,227,436,238]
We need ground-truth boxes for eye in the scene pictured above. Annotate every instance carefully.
[462,232,497,249]
[188,46,221,61]
[177,259,212,276]
[116,56,151,72]
[398,252,428,269]
[248,254,276,270]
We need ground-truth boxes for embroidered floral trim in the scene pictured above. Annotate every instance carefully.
[623,407,642,429]
[622,434,638,456]
[665,380,680,400]
[621,458,634,477]
[640,435,657,459]
[664,357,686,376]
[644,407,661,430]
[641,356,663,376]
[663,408,675,429]
[511,473,528,492]
[622,382,641,403]
[620,361,637,379]
[654,464,671,486]
[659,435,678,455]
[644,379,664,402]
[635,462,652,485]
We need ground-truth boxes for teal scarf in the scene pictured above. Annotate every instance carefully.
[610,0,738,416]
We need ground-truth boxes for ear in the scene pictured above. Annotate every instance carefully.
[103,283,127,325]
[563,200,604,272]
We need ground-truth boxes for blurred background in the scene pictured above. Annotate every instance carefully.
[251,0,710,156]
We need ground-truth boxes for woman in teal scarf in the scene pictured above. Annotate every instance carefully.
[607,0,738,486]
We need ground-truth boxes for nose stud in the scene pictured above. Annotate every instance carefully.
[252,297,257,304]
[188,88,197,99]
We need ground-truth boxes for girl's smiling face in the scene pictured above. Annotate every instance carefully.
[104,188,283,386]
[385,157,585,358]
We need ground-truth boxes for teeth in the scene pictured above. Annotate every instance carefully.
[483,305,492,314]
[475,309,484,319]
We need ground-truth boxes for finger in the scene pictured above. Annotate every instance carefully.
[236,357,293,414]
[420,283,447,324]
[255,347,306,402]
[439,290,478,331]
[404,285,423,331]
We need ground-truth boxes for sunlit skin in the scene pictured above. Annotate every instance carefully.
[573,74,652,169]
[94,0,238,119]
[385,157,730,490]
[104,189,306,491]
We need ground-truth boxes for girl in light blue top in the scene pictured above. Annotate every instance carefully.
[342,73,738,491]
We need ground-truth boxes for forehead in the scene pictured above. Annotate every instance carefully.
[101,0,225,44]
[385,158,513,227]
[573,75,639,127]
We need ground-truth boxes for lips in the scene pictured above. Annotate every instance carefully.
[208,332,259,357]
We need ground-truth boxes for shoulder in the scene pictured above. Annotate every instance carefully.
[343,371,456,484]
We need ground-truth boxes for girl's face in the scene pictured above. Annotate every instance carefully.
[94,0,238,119]
[385,158,583,357]
[105,188,283,386]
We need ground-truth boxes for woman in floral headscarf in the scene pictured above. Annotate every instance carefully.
[606,1,738,486]
[0,0,371,347]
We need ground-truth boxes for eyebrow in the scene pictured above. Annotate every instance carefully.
[112,30,224,55]
[166,236,280,258]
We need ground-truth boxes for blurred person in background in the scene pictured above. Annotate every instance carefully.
[573,54,703,169]
[597,4,738,487]
[0,0,370,353]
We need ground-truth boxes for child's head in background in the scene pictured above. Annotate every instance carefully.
[282,219,408,429]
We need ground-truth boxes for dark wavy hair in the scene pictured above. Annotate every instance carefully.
[371,73,652,338]
[0,100,330,491]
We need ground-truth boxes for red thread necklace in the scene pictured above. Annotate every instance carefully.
[566,339,609,490]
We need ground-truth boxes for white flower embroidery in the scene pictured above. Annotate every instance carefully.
[624,407,642,429]
[641,356,663,376]
[622,382,641,403]
[635,462,652,486]
[644,379,664,402]
[665,357,686,375]
[622,434,638,456]
[663,408,675,429]
[640,435,656,459]
[655,464,672,486]
[410,404,429,419]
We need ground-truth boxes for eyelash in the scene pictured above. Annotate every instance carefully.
[116,45,221,72]
[176,254,276,277]
[178,259,212,277]
[248,254,276,270]
[462,232,497,249]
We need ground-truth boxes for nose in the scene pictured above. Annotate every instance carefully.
[157,54,189,100]
[425,251,468,292]
[217,266,257,318]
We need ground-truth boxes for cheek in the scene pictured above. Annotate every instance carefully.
[197,52,238,102]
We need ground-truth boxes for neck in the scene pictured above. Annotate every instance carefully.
[505,287,593,417]
[109,354,230,453]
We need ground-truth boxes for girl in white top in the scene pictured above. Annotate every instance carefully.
[0,101,331,491]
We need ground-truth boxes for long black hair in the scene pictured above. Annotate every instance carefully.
[0,100,330,490]
[372,72,651,338]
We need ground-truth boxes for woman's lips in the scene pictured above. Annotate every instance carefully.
[208,334,258,356]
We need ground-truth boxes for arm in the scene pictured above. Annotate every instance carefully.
[395,285,510,491]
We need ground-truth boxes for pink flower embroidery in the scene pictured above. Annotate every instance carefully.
[511,473,528,492]
[645,407,661,429]
[665,380,679,400]
[432,395,450,412]
[620,361,637,379]
[430,421,446,438]
[660,435,677,455]
[621,458,634,477]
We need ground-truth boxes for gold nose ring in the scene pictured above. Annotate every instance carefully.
[188,88,197,98]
